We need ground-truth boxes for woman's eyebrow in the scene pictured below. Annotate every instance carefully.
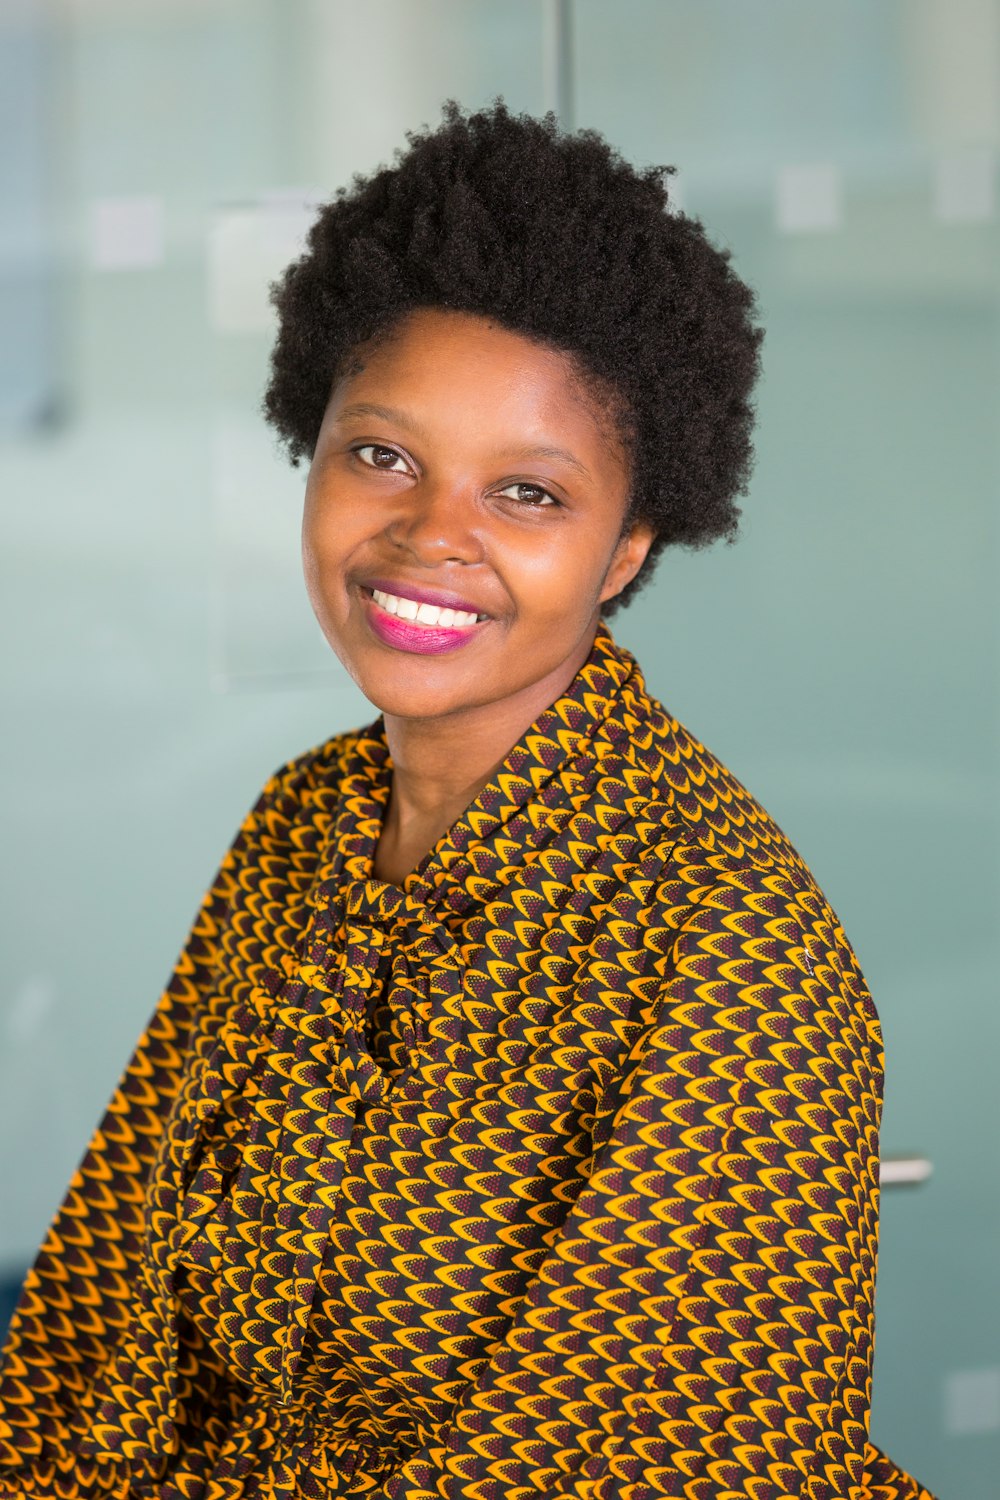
[493,443,592,480]
[336,401,420,433]
[335,401,591,481]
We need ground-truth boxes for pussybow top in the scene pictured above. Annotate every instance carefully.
[0,622,933,1500]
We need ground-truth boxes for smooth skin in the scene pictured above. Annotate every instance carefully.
[302,306,655,886]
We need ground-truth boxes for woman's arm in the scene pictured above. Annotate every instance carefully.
[371,861,932,1500]
[0,780,272,1474]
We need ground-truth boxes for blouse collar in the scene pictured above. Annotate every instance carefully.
[312,618,652,923]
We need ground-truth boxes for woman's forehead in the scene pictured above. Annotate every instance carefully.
[325,307,626,467]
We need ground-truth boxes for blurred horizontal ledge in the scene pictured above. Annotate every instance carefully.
[880,1156,933,1187]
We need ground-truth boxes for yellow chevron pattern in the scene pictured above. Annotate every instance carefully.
[0,621,934,1500]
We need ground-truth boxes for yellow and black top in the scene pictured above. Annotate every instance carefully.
[0,621,933,1500]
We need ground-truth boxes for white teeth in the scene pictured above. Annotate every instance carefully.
[371,588,480,629]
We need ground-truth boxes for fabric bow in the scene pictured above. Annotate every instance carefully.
[182,875,466,1403]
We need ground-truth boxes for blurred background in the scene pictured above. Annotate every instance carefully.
[2,1,998,1493]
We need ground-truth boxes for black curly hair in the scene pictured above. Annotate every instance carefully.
[263,97,764,615]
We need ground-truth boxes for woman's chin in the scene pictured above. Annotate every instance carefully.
[322,617,507,720]
[351,662,486,722]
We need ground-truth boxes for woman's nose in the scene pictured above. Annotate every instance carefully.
[385,478,483,564]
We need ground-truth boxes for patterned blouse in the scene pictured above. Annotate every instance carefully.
[0,621,933,1500]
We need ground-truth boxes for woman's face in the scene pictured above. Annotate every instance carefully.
[302,307,654,724]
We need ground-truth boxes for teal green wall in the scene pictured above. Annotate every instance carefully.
[2,3,997,1494]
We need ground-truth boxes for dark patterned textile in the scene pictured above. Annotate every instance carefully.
[0,621,934,1499]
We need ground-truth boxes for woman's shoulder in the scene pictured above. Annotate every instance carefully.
[603,632,839,922]
[632,688,812,883]
[632,691,874,1016]
[257,722,371,803]
[220,722,376,866]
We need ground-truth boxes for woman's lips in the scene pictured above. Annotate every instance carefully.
[362,587,486,656]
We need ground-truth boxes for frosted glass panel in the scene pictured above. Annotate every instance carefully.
[0,6,59,431]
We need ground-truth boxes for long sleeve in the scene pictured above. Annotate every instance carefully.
[0,779,271,1478]
[371,859,934,1500]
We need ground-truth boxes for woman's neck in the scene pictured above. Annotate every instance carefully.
[373,626,597,884]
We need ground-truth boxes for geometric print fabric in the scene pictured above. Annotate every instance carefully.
[0,621,934,1500]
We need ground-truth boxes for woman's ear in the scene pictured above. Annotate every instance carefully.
[599,520,656,604]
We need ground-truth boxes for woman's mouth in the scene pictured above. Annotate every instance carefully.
[360,585,489,655]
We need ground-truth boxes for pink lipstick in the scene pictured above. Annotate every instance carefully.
[362,587,486,655]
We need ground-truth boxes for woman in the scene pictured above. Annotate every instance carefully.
[0,100,933,1500]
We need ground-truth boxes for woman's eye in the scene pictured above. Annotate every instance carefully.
[351,449,555,507]
[498,481,558,508]
[353,444,409,472]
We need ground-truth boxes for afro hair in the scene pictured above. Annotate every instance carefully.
[263,97,764,614]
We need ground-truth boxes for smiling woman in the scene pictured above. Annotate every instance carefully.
[300,307,654,884]
[0,99,933,1500]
